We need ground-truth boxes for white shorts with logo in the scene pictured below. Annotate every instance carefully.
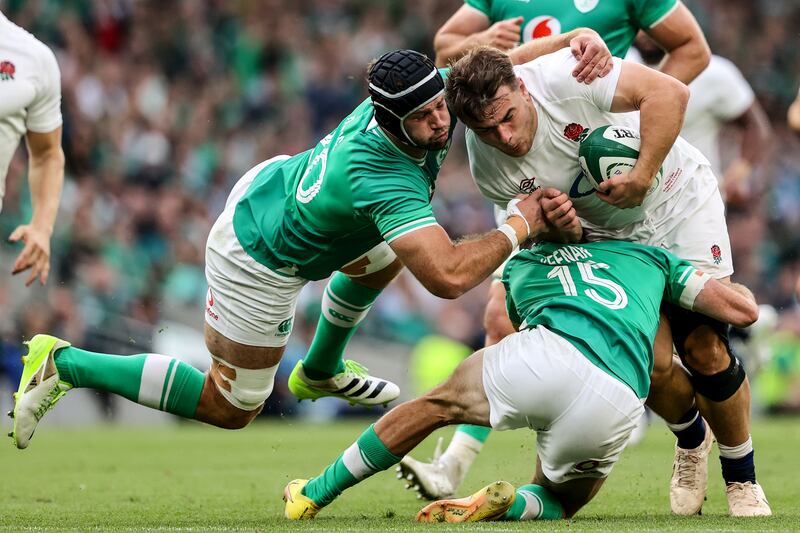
[204,155,397,347]
[583,164,733,279]
[482,326,644,484]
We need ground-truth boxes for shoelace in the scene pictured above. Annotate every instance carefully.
[343,359,369,379]
[675,452,700,488]
[729,483,760,505]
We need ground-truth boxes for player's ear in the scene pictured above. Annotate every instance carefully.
[517,77,529,98]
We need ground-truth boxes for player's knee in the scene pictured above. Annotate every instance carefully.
[209,358,278,424]
[682,326,730,375]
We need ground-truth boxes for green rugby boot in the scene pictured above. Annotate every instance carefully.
[9,334,72,449]
[287,360,399,407]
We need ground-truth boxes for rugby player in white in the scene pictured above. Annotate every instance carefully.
[404,46,770,517]
[634,33,771,203]
[0,10,64,286]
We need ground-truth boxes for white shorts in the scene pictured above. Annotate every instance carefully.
[205,155,306,347]
[204,156,397,347]
[583,165,733,279]
[482,326,644,484]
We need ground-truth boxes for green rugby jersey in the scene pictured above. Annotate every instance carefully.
[465,0,678,57]
[232,96,454,281]
[502,240,702,398]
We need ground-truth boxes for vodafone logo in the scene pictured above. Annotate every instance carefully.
[523,16,562,42]
[206,288,219,321]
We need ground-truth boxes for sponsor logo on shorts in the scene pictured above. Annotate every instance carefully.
[711,244,722,265]
[518,177,539,194]
[574,460,600,471]
[0,60,15,81]
[277,317,293,336]
[206,288,219,321]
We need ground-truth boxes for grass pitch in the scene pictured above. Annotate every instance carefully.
[1,415,797,532]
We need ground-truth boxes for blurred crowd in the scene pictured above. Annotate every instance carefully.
[1,0,799,412]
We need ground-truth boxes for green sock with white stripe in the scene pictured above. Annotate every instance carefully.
[504,484,564,521]
[302,272,381,380]
[54,347,205,418]
[302,424,402,507]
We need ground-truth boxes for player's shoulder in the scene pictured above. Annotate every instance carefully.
[515,48,576,79]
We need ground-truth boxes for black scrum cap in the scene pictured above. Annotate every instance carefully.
[368,50,444,147]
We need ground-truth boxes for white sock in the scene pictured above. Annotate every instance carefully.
[439,431,484,483]
[718,435,753,459]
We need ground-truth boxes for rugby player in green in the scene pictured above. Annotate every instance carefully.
[434,0,710,84]
[9,32,611,449]
[283,240,761,521]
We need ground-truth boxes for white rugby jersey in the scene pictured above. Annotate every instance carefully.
[0,11,62,208]
[468,48,713,232]
[681,55,754,176]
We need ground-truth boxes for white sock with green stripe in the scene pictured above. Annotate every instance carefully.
[302,424,402,507]
[55,347,205,418]
[302,273,381,380]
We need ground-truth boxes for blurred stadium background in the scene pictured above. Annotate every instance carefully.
[0,0,799,427]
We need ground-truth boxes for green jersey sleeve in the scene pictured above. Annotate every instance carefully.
[655,248,709,310]
[350,153,438,243]
[631,0,679,29]
[464,0,491,17]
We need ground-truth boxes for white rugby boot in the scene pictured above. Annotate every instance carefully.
[670,425,713,515]
[726,482,772,517]
[397,438,463,500]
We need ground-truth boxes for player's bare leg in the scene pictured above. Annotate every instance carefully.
[666,277,771,517]
[398,280,513,499]
[286,350,494,519]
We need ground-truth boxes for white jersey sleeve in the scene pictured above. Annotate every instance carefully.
[705,56,754,121]
[24,44,62,133]
[516,49,623,113]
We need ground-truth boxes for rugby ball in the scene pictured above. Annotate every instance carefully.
[578,125,645,190]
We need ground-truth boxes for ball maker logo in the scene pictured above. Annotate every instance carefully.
[711,244,722,265]
[0,61,15,81]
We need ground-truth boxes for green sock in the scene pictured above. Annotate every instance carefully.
[504,484,564,521]
[55,347,205,418]
[456,424,492,443]
[302,424,402,507]
[302,272,382,380]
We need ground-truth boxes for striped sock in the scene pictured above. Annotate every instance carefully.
[302,424,402,507]
[302,272,381,380]
[55,347,205,418]
[504,484,564,521]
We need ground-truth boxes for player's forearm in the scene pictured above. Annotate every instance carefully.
[27,147,64,235]
[434,32,486,67]
[694,279,758,328]
[634,80,689,182]
[436,226,523,299]
[506,28,594,65]
[658,37,710,85]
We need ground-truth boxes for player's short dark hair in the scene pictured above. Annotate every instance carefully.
[445,46,518,123]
